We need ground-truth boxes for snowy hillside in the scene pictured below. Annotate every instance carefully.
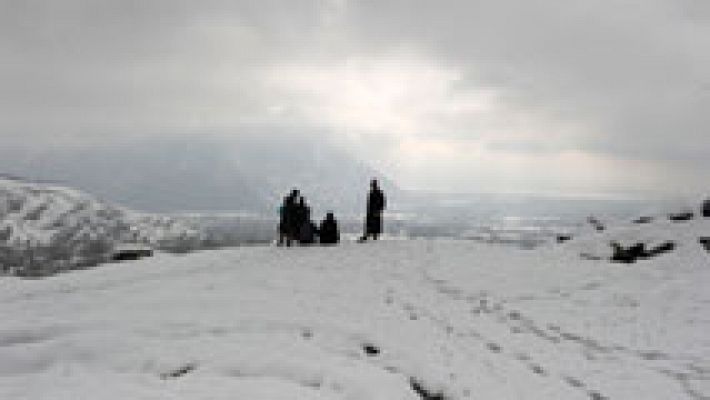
[0,177,201,276]
[1,213,708,399]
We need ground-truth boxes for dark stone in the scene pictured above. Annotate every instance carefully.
[646,241,675,257]
[610,242,645,263]
[669,211,694,222]
[630,243,648,259]
[699,237,710,252]
[632,216,653,224]
[160,363,196,380]
[611,241,675,263]
[556,234,572,243]
[111,248,153,261]
[409,378,447,400]
[587,216,605,231]
[363,343,380,356]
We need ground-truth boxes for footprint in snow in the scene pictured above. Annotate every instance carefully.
[486,342,502,353]
[587,390,608,400]
[527,363,547,376]
[160,363,197,380]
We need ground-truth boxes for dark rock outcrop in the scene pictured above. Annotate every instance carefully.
[611,242,646,263]
[409,378,448,400]
[699,237,710,252]
[646,241,675,257]
[556,234,573,243]
[669,211,694,222]
[362,343,380,356]
[610,241,675,263]
[111,248,153,261]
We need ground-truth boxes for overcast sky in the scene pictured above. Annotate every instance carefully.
[1,0,709,198]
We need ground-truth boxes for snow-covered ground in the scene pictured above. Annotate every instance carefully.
[1,216,708,399]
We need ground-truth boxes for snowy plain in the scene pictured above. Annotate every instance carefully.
[1,216,709,399]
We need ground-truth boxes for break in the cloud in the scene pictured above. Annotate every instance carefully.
[1,0,708,198]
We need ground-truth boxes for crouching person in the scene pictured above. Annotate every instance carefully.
[319,212,340,245]
[299,220,318,245]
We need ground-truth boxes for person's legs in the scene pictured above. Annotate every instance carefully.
[365,214,375,239]
[372,213,382,240]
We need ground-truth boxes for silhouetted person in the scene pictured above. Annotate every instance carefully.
[295,197,308,238]
[282,189,300,247]
[703,198,710,218]
[299,219,318,245]
[319,212,340,245]
[293,196,319,245]
[361,179,386,241]
[277,195,289,246]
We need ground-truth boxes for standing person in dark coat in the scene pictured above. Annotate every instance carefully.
[319,212,340,245]
[361,179,386,241]
[282,189,300,247]
[277,195,289,246]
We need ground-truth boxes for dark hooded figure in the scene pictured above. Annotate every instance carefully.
[362,179,386,241]
[299,220,318,245]
[295,197,309,230]
[319,212,340,245]
[277,195,289,246]
[296,198,317,245]
[281,189,300,246]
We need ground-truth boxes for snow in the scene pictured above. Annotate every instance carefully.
[0,177,203,275]
[1,215,709,399]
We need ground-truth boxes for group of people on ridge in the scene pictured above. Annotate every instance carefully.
[277,179,386,246]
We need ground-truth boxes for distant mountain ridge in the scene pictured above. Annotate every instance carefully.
[0,135,397,216]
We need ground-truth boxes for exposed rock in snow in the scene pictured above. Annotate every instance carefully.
[0,177,200,276]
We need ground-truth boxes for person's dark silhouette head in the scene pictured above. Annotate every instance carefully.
[326,211,335,220]
[371,179,378,189]
[290,188,299,199]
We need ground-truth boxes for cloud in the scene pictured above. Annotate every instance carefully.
[343,1,710,160]
[0,0,708,197]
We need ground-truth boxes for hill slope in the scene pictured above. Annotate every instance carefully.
[1,217,708,399]
[0,135,397,216]
[0,177,200,276]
